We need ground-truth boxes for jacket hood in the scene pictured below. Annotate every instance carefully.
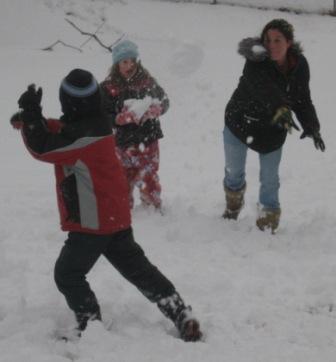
[238,37,303,62]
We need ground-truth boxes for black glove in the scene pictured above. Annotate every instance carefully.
[271,106,300,134]
[17,84,43,123]
[300,130,325,152]
[10,112,24,130]
[238,37,268,61]
[18,84,42,110]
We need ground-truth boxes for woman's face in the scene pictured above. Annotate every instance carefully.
[118,58,137,79]
[264,29,292,66]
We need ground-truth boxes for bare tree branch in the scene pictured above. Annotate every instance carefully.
[66,18,113,52]
[41,40,82,53]
[41,19,126,54]
[109,33,126,50]
[79,21,105,48]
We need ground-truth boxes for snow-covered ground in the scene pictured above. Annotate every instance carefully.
[1,0,336,361]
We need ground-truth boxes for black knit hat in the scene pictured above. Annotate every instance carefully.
[261,19,294,43]
[59,68,100,118]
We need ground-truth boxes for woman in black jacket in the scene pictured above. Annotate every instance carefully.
[223,18,325,233]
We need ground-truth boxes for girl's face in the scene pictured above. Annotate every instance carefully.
[264,29,292,66]
[118,58,137,79]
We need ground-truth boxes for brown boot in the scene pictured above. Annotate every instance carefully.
[223,184,246,220]
[157,293,202,342]
[256,208,281,234]
[179,316,202,342]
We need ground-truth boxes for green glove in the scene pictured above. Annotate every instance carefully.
[272,106,299,134]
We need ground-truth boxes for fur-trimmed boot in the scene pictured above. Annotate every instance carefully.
[256,207,281,234]
[157,292,202,342]
[223,184,246,220]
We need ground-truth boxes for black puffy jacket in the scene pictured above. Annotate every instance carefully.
[225,38,320,154]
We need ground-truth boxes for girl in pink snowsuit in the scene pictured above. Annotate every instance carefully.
[101,40,169,210]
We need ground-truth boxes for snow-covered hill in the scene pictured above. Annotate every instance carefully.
[1,1,336,361]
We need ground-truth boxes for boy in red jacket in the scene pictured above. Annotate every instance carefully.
[11,69,201,342]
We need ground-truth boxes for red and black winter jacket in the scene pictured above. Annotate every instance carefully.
[21,114,131,235]
[100,64,169,149]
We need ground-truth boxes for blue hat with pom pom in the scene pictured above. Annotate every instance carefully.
[112,40,139,65]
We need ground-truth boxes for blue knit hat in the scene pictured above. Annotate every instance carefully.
[112,40,139,65]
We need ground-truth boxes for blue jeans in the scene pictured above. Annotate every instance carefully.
[223,126,282,209]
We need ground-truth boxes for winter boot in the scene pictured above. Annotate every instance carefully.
[223,184,246,220]
[256,207,281,234]
[157,292,202,342]
[57,310,102,342]
[75,309,102,333]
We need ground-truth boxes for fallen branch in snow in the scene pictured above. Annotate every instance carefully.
[65,19,114,52]
[41,40,82,53]
[42,19,125,53]
[78,21,106,49]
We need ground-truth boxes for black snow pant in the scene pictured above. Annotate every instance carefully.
[54,227,177,329]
